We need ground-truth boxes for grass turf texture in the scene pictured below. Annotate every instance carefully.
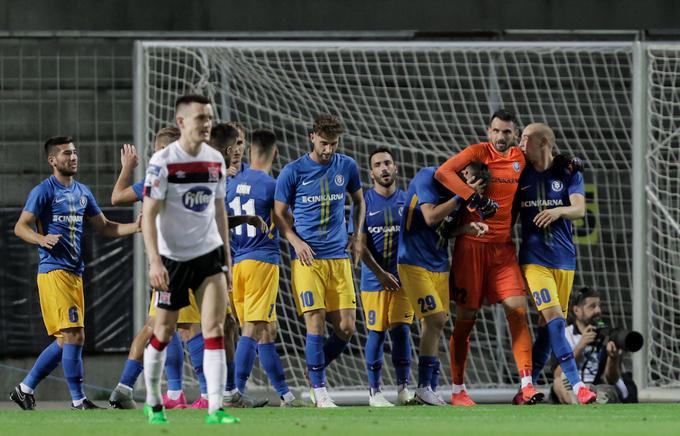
[0,404,677,435]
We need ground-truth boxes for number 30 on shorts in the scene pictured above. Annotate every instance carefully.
[532,288,552,306]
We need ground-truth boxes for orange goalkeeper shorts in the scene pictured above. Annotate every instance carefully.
[450,237,525,310]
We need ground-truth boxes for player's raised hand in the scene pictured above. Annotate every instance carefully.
[247,215,269,234]
[39,233,61,249]
[120,144,139,169]
[467,193,498,220]
[533,208,562,228]
[149,258,169,292]
[293,239,316,266]
[378,271,400,292]
[465,222,489,237]
[227,166,239,177]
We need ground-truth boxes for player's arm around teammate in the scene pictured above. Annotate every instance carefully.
[517,123,595,404]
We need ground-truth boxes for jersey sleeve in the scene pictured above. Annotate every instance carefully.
[414,172,440,206]
[567,171,586,197]
[434,143,487,200]
[274,164,296,205]
[346,157,362,194]
[84,189,102,217]
[23,184,51,216]
[132,181,144,202]
[215,159,228,200]
[143,154,168,200]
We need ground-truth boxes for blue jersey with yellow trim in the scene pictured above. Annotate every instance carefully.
[274,153,361,259]
[358,188,406,291]
[23,176,102,276]
[227,168,280,265]
[518,165,585,270]
[397,167,459,273]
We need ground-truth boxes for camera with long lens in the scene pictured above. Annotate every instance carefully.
[593,320,644,352]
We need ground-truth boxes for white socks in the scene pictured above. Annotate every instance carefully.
[204,348,226,414]
[143,345,166,407]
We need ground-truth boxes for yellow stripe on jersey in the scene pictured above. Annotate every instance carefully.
[268,210,276,240]
[405,194,418,231]
[68,194,77,249]
[320,177,330,233]
[383,207,392,267]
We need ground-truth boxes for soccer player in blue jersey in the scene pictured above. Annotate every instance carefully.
[353,147,415,407]
[228,128,305,407]
[273,114,366,407]
[209,122,271,408]
[10,136,140,410]
[397,165,488,406]
[518,123,597,405]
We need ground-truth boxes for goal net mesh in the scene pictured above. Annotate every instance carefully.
[645,46,680,388]
[138,42,637,391]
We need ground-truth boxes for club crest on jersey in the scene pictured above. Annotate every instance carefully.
[398,206,404,216]
[334,174,344,186]
[512,161,521,172]
[208,166,220,182]
[182,186,212,212]
[551,180,564,192]
[79,195,87,207]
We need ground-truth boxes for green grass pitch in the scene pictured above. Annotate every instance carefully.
[1,404,678,436]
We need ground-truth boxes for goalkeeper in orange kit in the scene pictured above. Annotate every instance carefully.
[435,109,542,406]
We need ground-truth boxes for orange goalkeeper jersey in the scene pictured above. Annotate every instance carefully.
[434,142,525,243]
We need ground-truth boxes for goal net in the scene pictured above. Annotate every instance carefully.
[135,41,639,396]
[645,45,680,389]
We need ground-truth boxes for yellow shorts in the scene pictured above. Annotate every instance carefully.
[232,260,279,326]
[522,264,575,316]
[398,264,449,319]
[360,289,414,331]
[148,288,201,324]
[292,258,356,314]
[37,270,85,337]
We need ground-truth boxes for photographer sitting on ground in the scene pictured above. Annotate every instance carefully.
[551,287,638,404]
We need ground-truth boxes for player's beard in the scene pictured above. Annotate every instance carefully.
[56,161,77,176]
[375,172,396,188]
[493,138,515,153]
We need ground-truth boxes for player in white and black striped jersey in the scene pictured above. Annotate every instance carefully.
[141,95,239,425]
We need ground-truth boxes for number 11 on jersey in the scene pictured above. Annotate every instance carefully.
[229,196,256,237]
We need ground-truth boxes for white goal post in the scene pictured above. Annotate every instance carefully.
[132,40,679,402]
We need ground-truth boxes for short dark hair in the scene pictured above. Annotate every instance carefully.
[466,161,491,186]
[210,123,240,150]
[312,114,344,137]
[44,136,74,156]
[175,94,211,112]
[368,147,394,166]
[250,129,277,153]
[573,286,600,307]
[489,108,520,129]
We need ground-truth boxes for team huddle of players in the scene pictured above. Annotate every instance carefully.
[9,94,597,425]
